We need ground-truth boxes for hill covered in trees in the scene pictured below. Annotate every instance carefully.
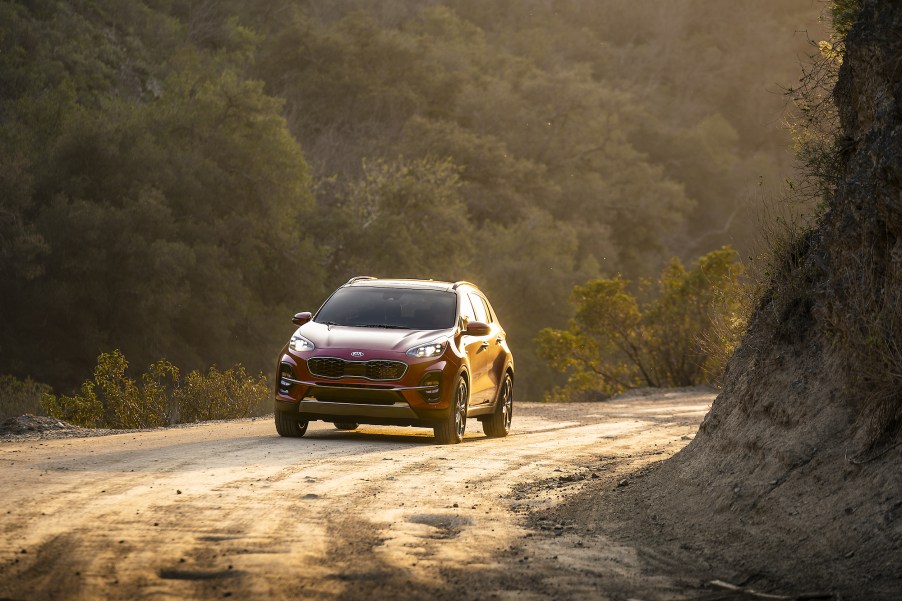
[0,0,823,394]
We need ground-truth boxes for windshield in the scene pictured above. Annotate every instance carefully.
[315,287,457,330]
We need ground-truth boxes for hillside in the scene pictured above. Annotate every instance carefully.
[626,1,902,597]
[0,0,822,395]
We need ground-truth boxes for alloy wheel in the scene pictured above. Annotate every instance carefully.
[455,380,468,439]
[500,377,513,430]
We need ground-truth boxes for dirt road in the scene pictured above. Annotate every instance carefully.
[0,389,715,601]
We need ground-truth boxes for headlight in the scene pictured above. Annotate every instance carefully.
[406,339,447,358]
[289,329,315,352]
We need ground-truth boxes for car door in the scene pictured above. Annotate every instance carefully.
[466,292,496,405]
[471,293,506,405]
[458,293,487,405]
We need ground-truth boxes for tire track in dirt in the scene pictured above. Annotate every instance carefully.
[0,391,713,600]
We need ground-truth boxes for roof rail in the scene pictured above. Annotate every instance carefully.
[451,281,477,290]
[345,276,377,284]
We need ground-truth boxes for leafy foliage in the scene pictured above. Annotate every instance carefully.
[176,364,270,423]
[830,0,862,37]
[313,156,472,280]
[783,1,855,207]
[0,2,322,386]
[40,350,270,428]
[0,0,820,399]
[536,248,746,401]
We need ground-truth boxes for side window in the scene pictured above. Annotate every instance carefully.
[482,296,498,323]
[459,293,477,326]
[477,295,495,323]
[468,293,488,323]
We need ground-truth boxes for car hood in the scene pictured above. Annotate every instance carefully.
[298,322,455,353]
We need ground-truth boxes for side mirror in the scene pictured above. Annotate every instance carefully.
[466,321,491,336]
[292,311,312,326]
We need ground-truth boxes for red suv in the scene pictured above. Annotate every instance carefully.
[274,277,514,444]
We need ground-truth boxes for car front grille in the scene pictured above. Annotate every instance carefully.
[308,357,345,378]
[307,357,407,381]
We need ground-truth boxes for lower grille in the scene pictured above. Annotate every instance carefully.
[307,357,407,381]
[308,386,402,406]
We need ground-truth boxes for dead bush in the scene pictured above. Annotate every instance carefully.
[0,375,51,420]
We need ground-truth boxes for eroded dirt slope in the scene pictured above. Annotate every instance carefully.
[0,391,715,601]
[634,3,902,599]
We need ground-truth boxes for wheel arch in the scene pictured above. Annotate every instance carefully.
[457,366,471,391]
[489,365,514,408]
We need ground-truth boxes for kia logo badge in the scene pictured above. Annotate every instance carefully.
[351,351,364,357]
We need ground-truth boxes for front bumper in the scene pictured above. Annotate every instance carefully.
[275,398,426,422]
[275,350,458,425]
[280,376,438,393]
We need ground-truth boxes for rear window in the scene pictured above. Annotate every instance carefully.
[315,287,457,330]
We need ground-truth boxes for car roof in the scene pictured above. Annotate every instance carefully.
[343,277,481,293]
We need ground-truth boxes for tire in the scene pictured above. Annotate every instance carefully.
[483,374,513,438]
[275,410,309,437]
[433,376,469,445]
[334,422,359,431]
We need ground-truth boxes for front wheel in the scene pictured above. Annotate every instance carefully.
[275,410,309,437]
[482,374,513,438]
[433,377,469,444]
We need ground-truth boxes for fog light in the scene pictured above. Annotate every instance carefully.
[419,371,442,403]
[278,363,294,394]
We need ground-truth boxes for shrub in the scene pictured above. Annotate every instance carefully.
[535,247,746,401]
[41,380,103,427]
[177,365,270,423]
[0,375,52,420]
[41,351,269,428]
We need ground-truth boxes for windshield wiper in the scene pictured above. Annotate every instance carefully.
[358,324,408,329]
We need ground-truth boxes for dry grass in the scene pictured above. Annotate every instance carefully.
[742,202,902,444]
[0,375,50,420]
[825,246,902,443]
[743,198,819,342]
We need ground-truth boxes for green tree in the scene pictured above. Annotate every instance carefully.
[474,208,603,395]
[315,156,473,283]
[0,5,324,385]
[536,247,745,401]
[0,0,825,404]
